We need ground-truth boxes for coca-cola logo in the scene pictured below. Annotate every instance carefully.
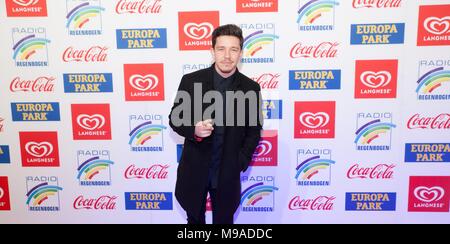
[129,74,159,91]
[124,164,169,179]
[62,46,108,62]
[25,142,53,158]
[347,164,395,179]
[290,42,339,59]
[414,186,445,203]
[73,195,117,210]
[10,76,55,92]
[115,0,162,14]
[77,114,105,131]
[184,22,214,40]
[288,196,335,211]
[360,71,391,88]
[407,113,450,130]
[299,112,329,129]
[253,140,272,157]
[252,73,280,89]
[13,0,38,6]
[424,17,450,35]
[352,0,402,8]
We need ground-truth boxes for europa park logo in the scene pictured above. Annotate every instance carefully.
[0,146,11,164]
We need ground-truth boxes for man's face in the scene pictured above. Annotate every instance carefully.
[211,35,242,75]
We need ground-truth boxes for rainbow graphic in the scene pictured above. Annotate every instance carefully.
[416,67,450,94]
[129,122,167,146]
[66,2,105,29]
[12,35,50,61]
[243,31,279,57]
[77,157,114,181]
[241,183,279,206]
[295,156,335,180]
[355,120,396,145]
[297,0,339,24]
[26,183,63,206]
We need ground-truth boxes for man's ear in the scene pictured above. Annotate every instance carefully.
[210,48,215,59]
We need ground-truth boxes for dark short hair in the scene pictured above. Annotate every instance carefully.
[212,24,244,50]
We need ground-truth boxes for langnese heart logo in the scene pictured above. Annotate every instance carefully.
[13,0,39,6]
[77,114,105,131]
[299,112,329,129]
[360,71,391,88]
[184,22,214,40]
[424,17,450,35]
[253,140,272,157]
[129,74,159,91]
[414,186,445,203]
[25,142,53,158]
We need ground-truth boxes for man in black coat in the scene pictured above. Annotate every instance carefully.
[169,24,263,224]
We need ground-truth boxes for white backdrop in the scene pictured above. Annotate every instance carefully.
[0,0,449,224]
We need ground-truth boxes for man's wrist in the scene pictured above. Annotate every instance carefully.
[194,134,204,142]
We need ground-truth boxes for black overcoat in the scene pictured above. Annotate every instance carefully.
[169,65,263,219]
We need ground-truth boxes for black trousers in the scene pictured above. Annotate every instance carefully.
[187,187,234,224]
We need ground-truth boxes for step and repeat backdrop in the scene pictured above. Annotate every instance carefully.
[0,0,449,224]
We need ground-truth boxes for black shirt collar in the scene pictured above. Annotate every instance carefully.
[213,66,236,91]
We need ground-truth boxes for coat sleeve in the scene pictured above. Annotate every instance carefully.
[168,75,198,143]
[239,87,263,172]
